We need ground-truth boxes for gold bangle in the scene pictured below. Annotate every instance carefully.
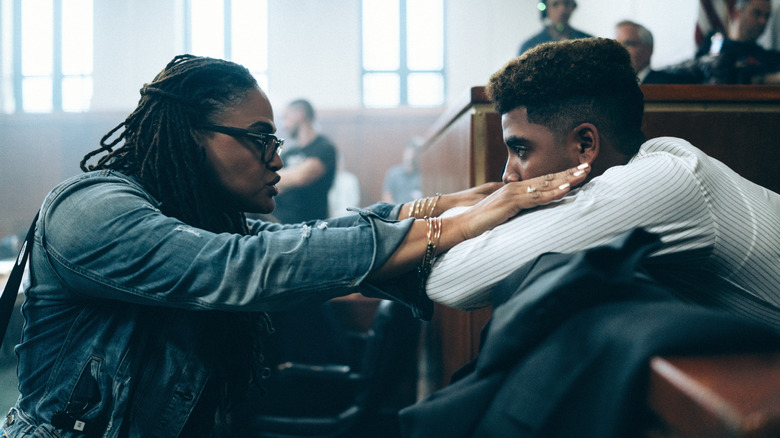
[409,194,442,219]
[428,193,442,217]
[408,199,420,219]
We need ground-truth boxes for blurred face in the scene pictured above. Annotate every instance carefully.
[282,105,306,140]
[735,0,771,42]
[501,107,580,183]
[616,24,652,72]
[546,0,577,26]
[201,87,283,214]
[402,146,418,172]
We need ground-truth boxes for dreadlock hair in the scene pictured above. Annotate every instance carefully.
[486,38,646,156]
[81,54,258,233]
[81,55,273,422]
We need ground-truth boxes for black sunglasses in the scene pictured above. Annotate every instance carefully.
[200,124,284,163]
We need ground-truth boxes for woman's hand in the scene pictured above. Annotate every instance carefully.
[452,163,590,240]
[435,181,505,211]
[399,182,505,220]
[373,163,590,281]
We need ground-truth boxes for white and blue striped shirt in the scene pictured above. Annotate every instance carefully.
[427,137,780,329]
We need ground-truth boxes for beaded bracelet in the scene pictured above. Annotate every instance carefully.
[417,216,442,297]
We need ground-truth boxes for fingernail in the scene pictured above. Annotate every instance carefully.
[573,170,584,177]
[577,163,589,170]
[559,183,570,190]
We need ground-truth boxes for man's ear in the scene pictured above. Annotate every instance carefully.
[571,123,599,165]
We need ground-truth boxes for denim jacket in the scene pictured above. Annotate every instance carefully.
[2,170,414,437]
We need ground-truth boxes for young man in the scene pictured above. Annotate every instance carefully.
[426,38,780,330]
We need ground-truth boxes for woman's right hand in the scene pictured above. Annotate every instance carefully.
[450,163,590,241]
[371,163,589,281]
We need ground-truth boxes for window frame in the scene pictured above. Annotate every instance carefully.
[360,0,446,108]
[4,0,93,113]
[183,0,269,92]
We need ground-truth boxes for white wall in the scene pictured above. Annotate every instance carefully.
[86,0,704,113]
[266,0,362,112]
[91,0,184,111]
[444,0,702,104]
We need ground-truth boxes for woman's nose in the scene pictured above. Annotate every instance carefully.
[267,152,283,170]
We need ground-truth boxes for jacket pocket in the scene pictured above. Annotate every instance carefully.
[52,356,109,436]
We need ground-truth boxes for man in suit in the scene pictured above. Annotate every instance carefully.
[615,20,699,84]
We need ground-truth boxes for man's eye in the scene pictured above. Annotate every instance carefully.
[511,146,528,158]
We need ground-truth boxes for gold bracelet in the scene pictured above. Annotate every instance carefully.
[409,194,442,219]
[416,198,425,218]
[408,198,422,219]
[428,193,442,217]
[423,197,434,218]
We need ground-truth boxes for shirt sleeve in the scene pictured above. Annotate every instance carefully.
[425,148,716,310]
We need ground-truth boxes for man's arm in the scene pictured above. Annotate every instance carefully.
[425,149,713,310]
[277,157,326,191]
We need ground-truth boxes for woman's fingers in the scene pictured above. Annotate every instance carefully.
[499,162,589,210]
[460,163,589,239]
[522,163,590,196]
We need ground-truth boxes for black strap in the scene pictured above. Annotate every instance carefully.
[0,212,38,348]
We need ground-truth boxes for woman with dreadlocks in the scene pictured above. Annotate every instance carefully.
[2,55,588,437]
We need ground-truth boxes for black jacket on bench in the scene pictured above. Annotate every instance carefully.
[399,228,780,438]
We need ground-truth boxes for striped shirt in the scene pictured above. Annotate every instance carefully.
[427,137,780,329]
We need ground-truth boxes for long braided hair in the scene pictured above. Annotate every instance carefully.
[82,54,257,231]
[81,54,273,417]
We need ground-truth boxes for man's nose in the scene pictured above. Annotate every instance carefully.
[502,167,520,184]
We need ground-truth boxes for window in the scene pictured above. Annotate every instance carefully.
[1,0,93,113]
[361,0,445,108]
[185,0,269,92]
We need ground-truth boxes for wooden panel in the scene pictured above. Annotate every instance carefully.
[317,107,442,205]
[641,84,780,194]
[417,87,505,390]
[429,305,491,388]
[641,84,780,102]
[648,353,780,438]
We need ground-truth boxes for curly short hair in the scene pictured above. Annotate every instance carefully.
[486,38,645,155]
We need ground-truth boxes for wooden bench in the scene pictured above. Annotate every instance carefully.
[647,353,780,438]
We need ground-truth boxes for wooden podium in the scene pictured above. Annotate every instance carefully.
[417,85,780,435]
[417,87,504,390]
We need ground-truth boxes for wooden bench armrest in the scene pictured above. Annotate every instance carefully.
[648,353,780,437]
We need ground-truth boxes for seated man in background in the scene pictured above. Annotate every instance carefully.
[382,138,423,204]
[671,0,780,83]
[425,37,780,330]
[615,19,700,84]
